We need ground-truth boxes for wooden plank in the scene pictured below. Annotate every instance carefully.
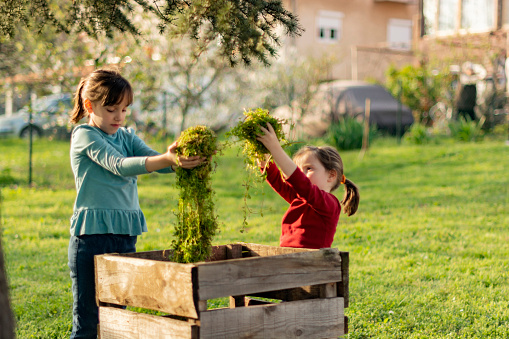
[98,307,198,339]
[226,244,243,259]
[95,255,199,318]
[321,282,337,298]
[208,245,227,261]
[249,285,321,301]
[197,248,342,300]
[338,251,349,307]
[244,297,275,306]
[121,250,173,261]
[240,243,313,257]
[250,283,341,302]
[200,297,345,339]
[229,296,245,308]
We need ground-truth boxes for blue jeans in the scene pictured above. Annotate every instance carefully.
[68,234,137,339]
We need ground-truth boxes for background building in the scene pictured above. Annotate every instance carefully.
[280,0,419,82]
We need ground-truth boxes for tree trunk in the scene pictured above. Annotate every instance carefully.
[0,234,15,339]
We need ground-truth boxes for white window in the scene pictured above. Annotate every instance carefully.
[423,0,497,35]
[387,19,412,50]
[461,0,495,32]
[316,10,344,44]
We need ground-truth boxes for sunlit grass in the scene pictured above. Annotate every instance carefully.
[1,135,508,338]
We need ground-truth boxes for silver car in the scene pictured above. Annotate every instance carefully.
[0,93,73,138]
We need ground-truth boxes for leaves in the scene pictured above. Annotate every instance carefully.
[0,0,303,67]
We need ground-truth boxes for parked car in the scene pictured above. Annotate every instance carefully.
[277,81,414,137]
[0,93,73,138]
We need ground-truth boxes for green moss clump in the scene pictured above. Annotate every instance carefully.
[226,108,288,228]
[172,125,219,263]
[227,108,287,165]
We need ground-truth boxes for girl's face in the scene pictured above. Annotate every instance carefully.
[295,152,337,192]
[86,96,130,135]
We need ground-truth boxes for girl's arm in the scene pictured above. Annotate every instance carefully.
[72,126,203,177]
[145,141,204,172]
[256,123,296,179]
[257,124,338,214]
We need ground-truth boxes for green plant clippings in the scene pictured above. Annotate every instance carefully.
[172,125,219,263]
[227,108,288,165]
[226,108,288,229]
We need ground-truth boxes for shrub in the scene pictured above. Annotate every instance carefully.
[385,63,454,125]
[404,123,431,145]
[326,118,377,150]
[448,118,484,142]
[0,168,18,187]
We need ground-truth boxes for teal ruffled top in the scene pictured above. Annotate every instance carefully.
[70,125,173,236]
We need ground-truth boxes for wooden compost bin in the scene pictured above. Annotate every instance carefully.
[95,242,349,338]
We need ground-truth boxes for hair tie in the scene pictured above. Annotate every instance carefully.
[340,174,346,185]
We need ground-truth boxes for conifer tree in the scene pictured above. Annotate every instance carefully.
[0,0,302,66]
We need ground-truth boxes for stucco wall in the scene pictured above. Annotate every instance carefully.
[281,0,419,81]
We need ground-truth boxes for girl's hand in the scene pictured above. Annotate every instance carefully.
[167,142,205,169]
[256,123,280,152]
[257,123,297,178]
[256,154,271,168]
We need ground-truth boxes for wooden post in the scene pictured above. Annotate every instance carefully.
[351,46,358,81]
[0,191,15,339]
[359,98,371,160]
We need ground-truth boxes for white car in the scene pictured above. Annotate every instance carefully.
[0,93,73,138]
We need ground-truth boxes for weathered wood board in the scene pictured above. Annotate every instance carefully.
[99,307,199,339]
[200,297,345,339]
[96,243,349,338]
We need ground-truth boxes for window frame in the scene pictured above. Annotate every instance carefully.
[316,10,344,44]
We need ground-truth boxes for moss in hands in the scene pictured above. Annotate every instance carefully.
[172,125,219,263]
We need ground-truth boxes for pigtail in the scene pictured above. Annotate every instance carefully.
[69,79,87,124]
[340,178,359,216]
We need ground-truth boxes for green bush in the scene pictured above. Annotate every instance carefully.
[449,118,484,142]
[0,168,18,187]
[326,118,377,150]
[385,64,454,125]
[404,123,431,145]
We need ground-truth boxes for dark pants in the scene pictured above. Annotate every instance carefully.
[68,234,137,339]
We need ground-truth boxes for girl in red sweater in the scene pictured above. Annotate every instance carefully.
[257,123,359,249]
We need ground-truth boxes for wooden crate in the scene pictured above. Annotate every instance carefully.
[95,243,349,339]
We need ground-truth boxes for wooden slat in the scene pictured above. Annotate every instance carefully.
[240,243,313,257]
[208,245,227,261]
[337,251,349,307]
[249,285,321,301]
[197,248,342,300]
[98,307,198,339]
[244,297,275,306]
[121,250,173,261]
[200,297,345,339]
[229,296,245,308]
[95,255,199,318]
[321,282,337,298]
[250,283,341,302]
[226,244,243,259]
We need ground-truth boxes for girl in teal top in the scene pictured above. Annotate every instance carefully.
[67,67,204,339]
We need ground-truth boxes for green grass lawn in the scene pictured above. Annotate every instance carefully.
[1,135,508,338]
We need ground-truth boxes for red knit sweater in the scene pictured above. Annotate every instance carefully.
[265,162,341,249]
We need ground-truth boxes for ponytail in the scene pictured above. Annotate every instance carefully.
[293,145,360,216]
[69,79,87,124]
[69,66,133,125]
[340,178,359,216]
